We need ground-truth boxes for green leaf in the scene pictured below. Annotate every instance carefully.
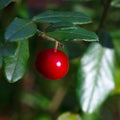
[33,10,92,25]
[0,30,17,67]
[46,27,98,41]
[76,43,115,113]
[4,40,29,83]
[46,22,74,32]
[0,42,17,57]
[0,0,12,9]
[57,112,81,120]
[5,17,37,42]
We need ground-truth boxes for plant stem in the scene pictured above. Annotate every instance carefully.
[97,0,112,31]
[54,41,59,52]
[40,32,64,48]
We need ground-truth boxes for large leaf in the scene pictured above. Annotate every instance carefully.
[0,0,12,9]
[46,27,98,41]
[5,17,37,42]
[33,10,92,25]
[76,43,115,113]
[4,40,29,83]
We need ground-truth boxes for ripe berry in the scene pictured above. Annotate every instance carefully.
[35,48,69,80]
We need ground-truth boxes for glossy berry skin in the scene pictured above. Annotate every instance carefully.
[35,48,69,80]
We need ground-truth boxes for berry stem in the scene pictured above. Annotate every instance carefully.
[54,41,59,52]
[40,32,64,48]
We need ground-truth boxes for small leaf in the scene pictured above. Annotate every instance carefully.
[33,10,92,25]
[0,0,12,9]
[46,27,98,41]
[4,40,29,83]
[57,112,81,120]
[76,43,115,113]
[5,17,37,41]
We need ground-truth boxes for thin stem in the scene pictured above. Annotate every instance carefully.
[97,0,112,32]
[54,41,59,52]
[40,32,64,48]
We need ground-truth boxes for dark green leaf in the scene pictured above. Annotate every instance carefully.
[5,17,37,41]
[46,22,74,32]
[76,43,115,113]
[0,30,17,67]
[33,10,92,24]
[4,40,29,83]
[0,42,17,57]
[98,31,113,49]
[46,27,98,41]
[0,0,12,9]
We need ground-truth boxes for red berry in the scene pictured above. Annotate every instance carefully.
[35,48,69,80]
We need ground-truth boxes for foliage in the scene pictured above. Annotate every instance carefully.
[0,0,120,120]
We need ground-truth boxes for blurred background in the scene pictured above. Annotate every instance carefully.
[0,0,120,120]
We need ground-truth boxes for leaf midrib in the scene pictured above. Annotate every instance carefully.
[86,45,104,112]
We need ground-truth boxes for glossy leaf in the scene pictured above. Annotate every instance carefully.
[57,112,81,120]
[4,40,29,83]
[0,0,12,9]
[33,10,92,24]
[46,27,98,41]
[5,17,37,41]
[76,43,115,113]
